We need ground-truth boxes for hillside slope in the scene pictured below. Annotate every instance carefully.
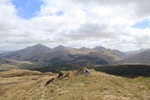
[0,58,8,64]
[118,49,150,64]
[39,51,108,66]
[1,44,51,61]
[93,46,126,60]
[0,69,150,100]
[0,59,34,71]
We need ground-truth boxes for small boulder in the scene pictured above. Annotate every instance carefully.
[76,67,92,76]
[57,71,73,79]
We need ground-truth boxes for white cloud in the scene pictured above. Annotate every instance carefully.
[0,0,150,51]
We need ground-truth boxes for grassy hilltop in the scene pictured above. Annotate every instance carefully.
[0,68,150,100]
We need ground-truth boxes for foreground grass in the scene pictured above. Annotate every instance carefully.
[0,69,150,100]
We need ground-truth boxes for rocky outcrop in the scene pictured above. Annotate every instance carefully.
[76,67,92,76]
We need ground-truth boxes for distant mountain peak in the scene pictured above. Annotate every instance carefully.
[35,43,43,46]
[0,44,51,61]
[57,45,65,48]
[33,44,48,47]
[93,46,106,51]
[25,44,51,50]
[53,45,67,51]
[80,47,91,50]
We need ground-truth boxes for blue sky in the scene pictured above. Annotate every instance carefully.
[12,0,44,19]
[132,20,150,29]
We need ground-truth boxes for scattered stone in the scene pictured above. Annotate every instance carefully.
[77,83,84,86]
[57,71,73,79]
[59,90,69,95]
[45,78,54,86]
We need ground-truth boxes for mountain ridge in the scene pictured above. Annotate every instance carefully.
[1,44,150,65]
[0,44,125,65]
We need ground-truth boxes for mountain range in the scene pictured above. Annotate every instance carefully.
[1,44,150,67]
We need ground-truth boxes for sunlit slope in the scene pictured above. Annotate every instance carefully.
[0,69,150,100]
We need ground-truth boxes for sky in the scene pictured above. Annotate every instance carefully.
[0,0,150,51]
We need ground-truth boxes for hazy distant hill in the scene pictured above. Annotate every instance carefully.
[93,46,126,61]
[52,45,94,55]
[1,44,51,61]
[0,58,8,64]
[117,49,150,64]
[109,49,127,58]
[0,51,7,54]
